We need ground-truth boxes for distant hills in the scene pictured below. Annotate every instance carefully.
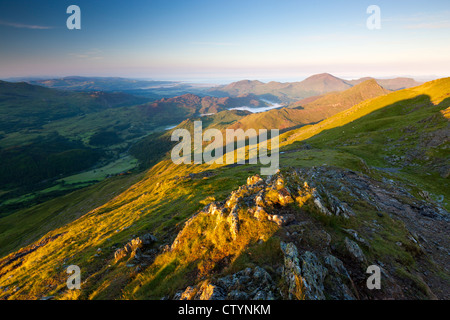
[20,76,213,100]
[0,80,146,133]
[346,77,422,91]
[27,76,178,92]
[209,73,422,102]
[139,93,268,118]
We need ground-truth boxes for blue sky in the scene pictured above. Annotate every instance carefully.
[0,0,449,81]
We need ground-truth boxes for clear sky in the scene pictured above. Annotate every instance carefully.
[0,0,449,81]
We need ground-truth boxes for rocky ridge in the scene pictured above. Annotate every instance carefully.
[170,167,449,300]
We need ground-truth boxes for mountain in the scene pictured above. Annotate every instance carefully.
[346,77,422,91]
[290,79,391,109]
[210,73,422,103]
[210,73,352,102]
[296,73,351,92]
[0,78,448,300]
[227,79,390,132]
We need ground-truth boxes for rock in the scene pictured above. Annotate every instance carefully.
[323,255,356,300]
[344,237,366,263]
[312,191,332,216]
[177,286,196,300]
[177,266,276,300]
[247,175,264,186]
[299,251,328,300]
[255,191,265,207]
[114,233,157,262]
[280,242,328,300]
[228,205,240,240]
[228,290,249,300]
[268,214,295,226]
[198,283,226,300]
[280,242,303,299]
[343,229,369,246]
[114,248,127,261]
[253,291,267,300]
[277,188,293,206]
[419,190,431,201]
[254,206,268,221]
[327,194,354,218]
[141,233,157,245]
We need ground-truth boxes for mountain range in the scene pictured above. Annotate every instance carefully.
[225,79,391,132]
[210,73,422,102]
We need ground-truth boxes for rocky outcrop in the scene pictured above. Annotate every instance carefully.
[280,242,304,299]
[344,237,366,263]
[114,233,157,262]
[175,266,277,300]
[280,241,356,300]
[167,166,449,300]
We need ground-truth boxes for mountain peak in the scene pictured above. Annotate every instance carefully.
[304,73,340,81]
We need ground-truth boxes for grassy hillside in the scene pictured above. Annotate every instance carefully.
[281,77,450,207]
[290,79,391,109]
[0,78,448,300]
[0,173,144,258]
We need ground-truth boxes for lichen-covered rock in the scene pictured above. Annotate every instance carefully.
[228,205,240,240]
[299,251,328,300]
[247,175,264,186]
[253,206,268,221]
[344,237,366,263]
[114,233,157,262]
[176,267,276,300]
[312,190,332,216]
[166,167,449,301]
[343,229,368,246]
[280,242,303,299]
[277,188,293,206]
[323,255,356,300]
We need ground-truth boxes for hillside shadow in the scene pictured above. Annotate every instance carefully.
[287,94,449,148]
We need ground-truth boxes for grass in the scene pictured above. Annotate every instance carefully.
[0,173,143,258]
[58,155,138,185]
[0,78,448,300]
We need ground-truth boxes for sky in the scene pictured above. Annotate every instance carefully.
[0,0,449,82]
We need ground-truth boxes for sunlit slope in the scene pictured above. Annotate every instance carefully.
[0,78,448,300]
[0,173,143,258]
[281,77,450,206]
[0,157,258,299]
[290,79,390,110]
[228,80,390,132]
[281,78,450,145]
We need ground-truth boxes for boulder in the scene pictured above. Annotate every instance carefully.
[344,237,366,263]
